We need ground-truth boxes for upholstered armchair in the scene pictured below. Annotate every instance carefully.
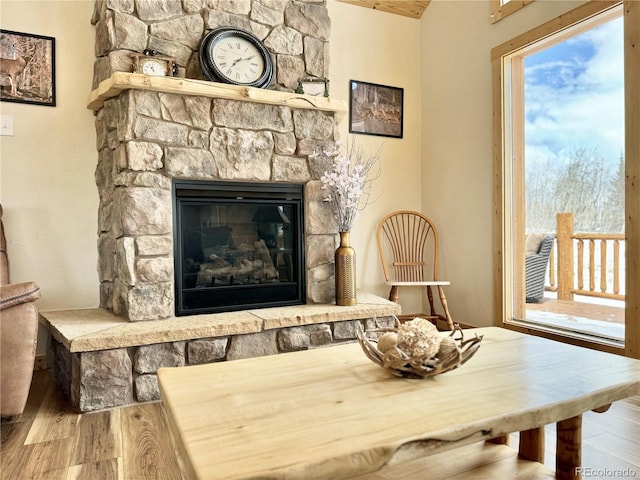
[0,205,41,418]
[525,234,554,303]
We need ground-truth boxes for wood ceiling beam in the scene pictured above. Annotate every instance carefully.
[337,0,431,19]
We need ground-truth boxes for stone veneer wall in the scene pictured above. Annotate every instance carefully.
[96,89,339,320]
[91,0,330,91]
[92,0,341,321]
[48,316,395,412]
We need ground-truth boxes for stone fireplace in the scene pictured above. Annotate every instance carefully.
[39,0,402,413]
[91,0,342,322]
[95,87,340,321]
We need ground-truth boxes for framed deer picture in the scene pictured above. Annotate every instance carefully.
[0,30,56,107]
[349,80,403,138]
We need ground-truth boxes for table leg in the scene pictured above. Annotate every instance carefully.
[486,434,509,445]
[518,427,545,463]
[592,404,611,413]
[427,286,436,316]
[556,414,582,480]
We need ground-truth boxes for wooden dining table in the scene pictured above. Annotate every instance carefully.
[157,327,640,480]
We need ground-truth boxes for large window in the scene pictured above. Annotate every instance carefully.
[492,1,639,358]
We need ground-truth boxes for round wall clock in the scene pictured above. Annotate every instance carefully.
[199,27,274,89]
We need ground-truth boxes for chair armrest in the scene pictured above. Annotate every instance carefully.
[0,282,41,311]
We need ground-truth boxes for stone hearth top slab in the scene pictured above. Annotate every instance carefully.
[86,72,348,121]
[40,292,401,353]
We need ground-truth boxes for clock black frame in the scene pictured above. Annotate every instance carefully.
[199,27,274,89]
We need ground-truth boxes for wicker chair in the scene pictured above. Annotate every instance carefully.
[525,234,554,303]
[376,211,454,331]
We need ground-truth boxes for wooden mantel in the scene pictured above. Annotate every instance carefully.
[87,72,348,121]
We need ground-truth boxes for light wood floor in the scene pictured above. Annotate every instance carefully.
[1,371,638,479]
[1,371,187,480]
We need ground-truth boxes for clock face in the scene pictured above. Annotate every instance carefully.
[199,28,274,88]
[141,59,168,76]
[211,36,265,84]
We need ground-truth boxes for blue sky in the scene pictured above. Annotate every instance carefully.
[524,16,624,166]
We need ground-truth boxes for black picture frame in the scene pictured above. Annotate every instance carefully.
[349,80,403,138]
[0,30,56,107]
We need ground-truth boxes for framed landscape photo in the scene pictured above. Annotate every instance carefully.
[349,80,403,138]
[0,30,56,106]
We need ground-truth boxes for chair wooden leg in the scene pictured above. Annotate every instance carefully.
[426,286,436,316]
[389,286,399,303]
[437,286,455,331]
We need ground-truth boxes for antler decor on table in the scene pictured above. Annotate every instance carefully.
[357,316,483,379]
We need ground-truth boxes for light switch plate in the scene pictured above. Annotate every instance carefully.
[1,114,14,136]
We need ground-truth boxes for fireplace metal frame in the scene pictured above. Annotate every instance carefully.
[172,180,306,316]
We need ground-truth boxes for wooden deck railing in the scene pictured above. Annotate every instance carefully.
[546,213,625,301]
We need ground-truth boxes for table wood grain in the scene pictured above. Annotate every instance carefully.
[158,327,640,480]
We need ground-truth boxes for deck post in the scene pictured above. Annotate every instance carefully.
[556,213,574,301]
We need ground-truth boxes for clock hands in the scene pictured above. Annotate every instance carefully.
[231,54,256,67]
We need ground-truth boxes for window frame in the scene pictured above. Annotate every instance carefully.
[491,0,639,359]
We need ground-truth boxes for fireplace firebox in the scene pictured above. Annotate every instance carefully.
[173,181,306,316]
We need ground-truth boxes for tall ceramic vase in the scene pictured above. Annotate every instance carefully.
[335,231,357,306]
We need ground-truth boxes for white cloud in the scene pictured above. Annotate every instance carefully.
[524,16,624,164]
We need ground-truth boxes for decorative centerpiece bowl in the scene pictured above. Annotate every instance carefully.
[356,317,483,379]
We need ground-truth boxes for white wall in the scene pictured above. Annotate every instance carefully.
[328,1,425,314]
[0,1,98,351]
[420,0,585,326]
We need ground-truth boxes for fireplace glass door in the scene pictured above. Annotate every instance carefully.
[174,181,305,316]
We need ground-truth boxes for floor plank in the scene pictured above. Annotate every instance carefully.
[578,443,639,480]
[121,403,184,480]
[10,438,74,480]
[583,407,640,444]
[1,371,50,447]
[0,371,51,480]
[584,432,640,466]
[70,409,122,467]
[24,378,78,445]
[66,458,122,480]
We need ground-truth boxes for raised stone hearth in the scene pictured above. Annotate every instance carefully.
[41,293,400,412]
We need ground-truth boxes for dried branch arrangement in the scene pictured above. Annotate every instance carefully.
[356,317,483,379]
